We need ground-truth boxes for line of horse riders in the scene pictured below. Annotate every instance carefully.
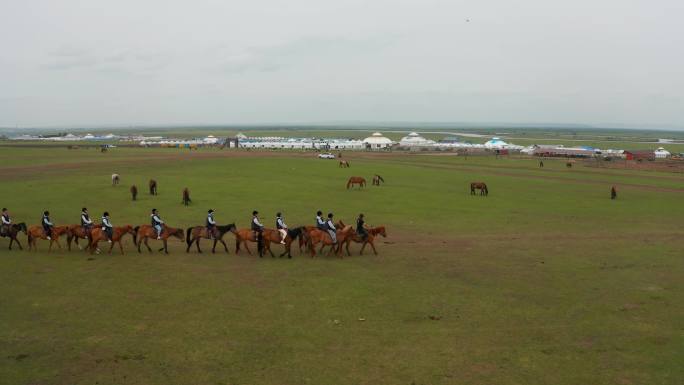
[0,207,387,258]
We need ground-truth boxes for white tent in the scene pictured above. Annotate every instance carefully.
[654,147,671,159]
[363,132,393,149]
[399,132,436,147]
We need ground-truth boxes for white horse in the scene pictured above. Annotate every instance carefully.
[112,173,120,186]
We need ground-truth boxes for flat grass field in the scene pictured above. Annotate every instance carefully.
[1,146,683,385]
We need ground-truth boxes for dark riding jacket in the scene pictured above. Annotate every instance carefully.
[1,214,10,225]
[251,216,264,232]
[81,213,92,228]
[316,216,326,230]
[207,213,216,228]
[276,217,286,229]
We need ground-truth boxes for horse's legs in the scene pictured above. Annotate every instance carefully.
[186,237,193,253]
[8,237,13,250]
[219,239,228,253]
[196,238,202,253]
[137,238,142,253]
[370,240,378,255]
[163,239,168,254]
[108,241,115,254]
[360,242,367,255]
[118,240,125,255]
[243,241,253,255]
[144,238,152,253]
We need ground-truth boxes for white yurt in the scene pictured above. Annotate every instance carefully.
[363,132,393,149]
[399,132,436,147]
[654,147,671,159]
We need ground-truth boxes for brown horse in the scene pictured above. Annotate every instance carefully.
[305,225,354,258]
[347,176,366,189]
[339,160,350,168]
[182,188,191,206]
[339,221,387,256]
[470,182,488,196]
[130,185,138,201]
[89,225,136,254]
[66,224,95,251]
[27,225,69,252]
[186,223,237,253]
[372,174,384,186]
[149,179,157,195]
[135,225,183,254]
[566,161,573,168]
[234,228,279,257]
[1,222,27,250]
[611,185,617,200]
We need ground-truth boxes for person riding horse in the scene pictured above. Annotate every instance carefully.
[316,210,326,231]
[81,208,93,237]
[42,210,53,240]
[326,213,337,245]
[101,212,113,243]
[1,208,11,236]
[206,209,218,239]
[251,210,264,254]
[151,209,164,240]
[356,213,369,241]
[1,208,10,236]
[276,212,287,245]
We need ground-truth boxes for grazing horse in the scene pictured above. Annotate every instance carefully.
[339,160,350,168]
[135,225,183,254]
[1,222,27,250]
[130,185,138,201]
[186,223,237,253]
[112,174,120,186]
[566,162,573,168]
[470,182,488,196]
[305,225,354,258]
[347,176,366,189]
[339,221,387,256]
[27,225,69,252]
[372,174,385,186]
[182,188,191,206]
[66,224,95,251]
[611,186,617,200]
[149,179,158,195]
[89,225,136,254]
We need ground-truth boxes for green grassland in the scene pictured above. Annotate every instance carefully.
[1,146,683,385]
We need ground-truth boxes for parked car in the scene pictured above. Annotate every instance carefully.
[318,153,336,159]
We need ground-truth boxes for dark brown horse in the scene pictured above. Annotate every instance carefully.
[27,225,69,252]
[304,225,354,258]
[182,188,191,206]
[89,225,136,254]
[186,223,237,253]
[130,185,138,201]
[566,161,573,168]
[149,179,158,195]
[470,182,488,196]
[339,221,387,256]
[339,160,350,168]
[611,186,617,200]
[347,176,366,189]
[372,174,384,186]
[1,222,27,250]
[135,224,183,254]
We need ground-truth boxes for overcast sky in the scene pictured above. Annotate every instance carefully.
[1,0,682,128]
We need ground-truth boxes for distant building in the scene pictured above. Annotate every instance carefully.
[363,132,394,149]
[623,150,655,161]
[654,147,671,159]
[399,132,435,147]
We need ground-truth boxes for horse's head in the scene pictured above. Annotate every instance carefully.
[337,220,346,228]
[374,226,387,237]
[225,223,237,234]
[123,225,135,235]
[18,223,28,234]
[172,228,184,240]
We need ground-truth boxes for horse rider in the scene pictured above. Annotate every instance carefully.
[1,208,11,236]
[206,209,218,239]
[316,210,326,230]
[81,207,93,238]
[252,210,264,238]
[276,212,287,244]
[102,212,113,243]
[42,210,53,240]
[356,213,369,241]
[151,209,164,240]
[325,213,337,245]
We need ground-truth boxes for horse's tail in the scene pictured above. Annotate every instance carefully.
[133,226,140,244]
[346,179,351,189]
[186,227,193,246]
